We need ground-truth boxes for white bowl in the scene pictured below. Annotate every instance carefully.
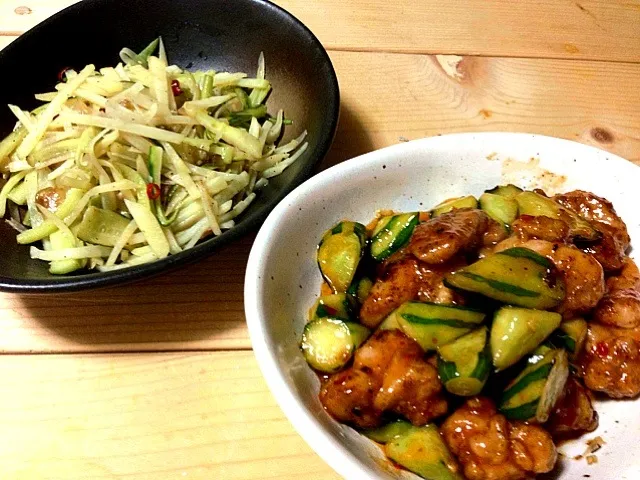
[244,132,640,480]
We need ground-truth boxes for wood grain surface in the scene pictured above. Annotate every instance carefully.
[1,0,639,478]
[0,351,339,480]
[1,0,640,61]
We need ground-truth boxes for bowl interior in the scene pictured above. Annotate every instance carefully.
[0,0,338,291]
[246,132,640,480]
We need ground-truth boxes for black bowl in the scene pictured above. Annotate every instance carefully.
[0,0,339,292]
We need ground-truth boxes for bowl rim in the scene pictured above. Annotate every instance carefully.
[244,131,639,479]
[0,0,340,293]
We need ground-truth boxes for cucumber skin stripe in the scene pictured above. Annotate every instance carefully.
[401,314,480,329]
[459,272,541,298]
[501,363,553,404]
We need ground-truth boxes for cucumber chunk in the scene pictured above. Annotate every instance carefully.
[309,294,356,322]
[361,419,414,444]
[344,322,371,349]
[317,221,367,293]
[300,317,370,373]
[490,306,562,370]
[431,195,478,217]
[547,317,587,361]
[49,229,83,275]
[479,192,518,226]
[444,247,565,309]
[370,212,419,261]
[485,184,523,198]
[385,424,464,480]
[391,301,486,351]
[76,206,131,247]
[377,312,401,331]
[347,277,374,305]
[499,349,569,423]
[437,327,491,396]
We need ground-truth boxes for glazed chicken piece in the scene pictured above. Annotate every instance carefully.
[510,215,570,243]
[580,260,640,398]
[441,397,557,480]
[409,209,490,264]
[596,257,640,329]
[549,243,605,317]
[374,349,448,426]
[319,368,382,428]
[416,260,467,305]
[320,330,448,428]
[546,376,598,438]
[606,257,640,292]
[594,288,640,329]
[580,322,640,398]
[353,329,423,379]
[554,190,630,271]
[360,257,463,328]
[494,238,605,317]
[320,330,421,428]
[482,218,509,247]
[360,258,421,328]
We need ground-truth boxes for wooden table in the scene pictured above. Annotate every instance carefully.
[0,0,639,478]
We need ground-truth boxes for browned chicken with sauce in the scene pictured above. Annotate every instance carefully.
[359,258,422,328]
[606,257,640,292]
[374,349,448,425]
[579,322,640,398]
[360,256,463,328]
[555,190,630,271]
[318,367,382,428]
[594,288,640,328]
[511,215,570,243]
[409,209,489,264]
[548,244,605,317]
[353,329,422,378]
[320,330,447,428]
[580,257,640,398]
[482,218,510,246]
[441,397,557,480]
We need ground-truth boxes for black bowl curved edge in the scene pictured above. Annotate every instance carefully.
[0,0,340,293]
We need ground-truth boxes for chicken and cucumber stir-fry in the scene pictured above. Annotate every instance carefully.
[0,38,307,273]
[301,185,637,480]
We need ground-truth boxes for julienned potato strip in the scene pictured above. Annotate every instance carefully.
[0,38,308,274]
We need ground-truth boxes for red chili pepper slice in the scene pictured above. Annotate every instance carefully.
[324,306,338,316]
[146,183,161,200]
[58,67,72,83]
[595,341,609,357]
[171,79,183,96]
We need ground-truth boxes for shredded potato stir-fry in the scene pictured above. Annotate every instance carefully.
[0,38,308,274]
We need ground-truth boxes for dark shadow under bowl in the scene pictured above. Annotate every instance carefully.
[0,0,339,292]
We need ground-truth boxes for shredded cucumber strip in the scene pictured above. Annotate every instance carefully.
[0,170,28,217]
[16,65,95,161]
[31,245,112,261]
[58,112,184,144]
[105,219,138,267]
[64,180,138,227]
[8,105,35,132]
[160,141,201,199]
[197,182,221,236]
[125,199,170,258]
[36,204,77,244]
